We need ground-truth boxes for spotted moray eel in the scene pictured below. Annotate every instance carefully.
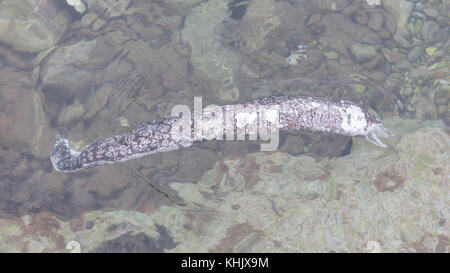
[51,95,389,172]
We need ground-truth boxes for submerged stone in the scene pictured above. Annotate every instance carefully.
[349,43,377,64]
[0,0,71,52]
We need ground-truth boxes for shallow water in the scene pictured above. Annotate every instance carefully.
[0,0,449,252]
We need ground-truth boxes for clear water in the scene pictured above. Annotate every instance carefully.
[0,0,448,252]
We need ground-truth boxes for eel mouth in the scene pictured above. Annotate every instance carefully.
[365,123,392,148]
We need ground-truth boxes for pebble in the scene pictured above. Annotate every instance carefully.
[393,28,411,48]
[306,14,322,26]
[415,2,424,11]
[423,8,439,18]
[434,88,450,106]
[436,15,448,27]
[421,21,439,41]
[411,65,431,80]
[323,51,339,60]
[380,48,401,63]
[349,43,377,64]
[354,11,368,25]
[81,13,97,28]
[396,60,411,72]
[407,46,423,62]
[91,18,107,32]
[280,135,304,155]
[218,86,240,102]
[368,13,384,32]
[361,32,383,45]
[400,86,414,97]
[350,84,366,94]
[57,101,85,126]
[385,73,402,92]
[22,215,34,226]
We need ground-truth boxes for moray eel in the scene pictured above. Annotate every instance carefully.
[50,95,390,172]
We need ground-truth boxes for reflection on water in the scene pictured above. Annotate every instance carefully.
[0,0,449,252]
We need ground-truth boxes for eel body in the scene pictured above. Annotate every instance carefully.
[50,95,389,172]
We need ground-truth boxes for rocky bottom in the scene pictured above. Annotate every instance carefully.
[1,118,448,252]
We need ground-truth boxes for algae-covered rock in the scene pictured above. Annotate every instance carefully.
[181,0,241,85]
[0,118,448,252]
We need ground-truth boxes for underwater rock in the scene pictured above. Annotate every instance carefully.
[83,83,114,120]
[434,87,450,110]
[165,0,204,11]
[384,0,413,30]
[323,51,339,60]
[218,86,240,103]
[57,101,86,126]
[280,135,304,156]
[0,84,47,157]
[99,56,133,84]
[42,65,93,102]
[91,17,107,32]
[175,148,219,183]
[353,11,368,25]
[0,0,71,53]
[421,21,440,42]
[91,229,177,253]
[415,96,439,121]
[367,12,384,32]
[311,0,351,12]
[423,8,439,19]
[84,0,131,19]
[123,39,188,94]
[411,65,431,80]
[385,73,403,92]
[41,36,120,100]
[317,13,376,55]
[237,0,281,54]
[80,13,98,28]
[349,43,377,64]
[380,48,401,63]
[45,37,120,70]
[181,0,241,86]
[393,28,411,48]
[407,46,423,62]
